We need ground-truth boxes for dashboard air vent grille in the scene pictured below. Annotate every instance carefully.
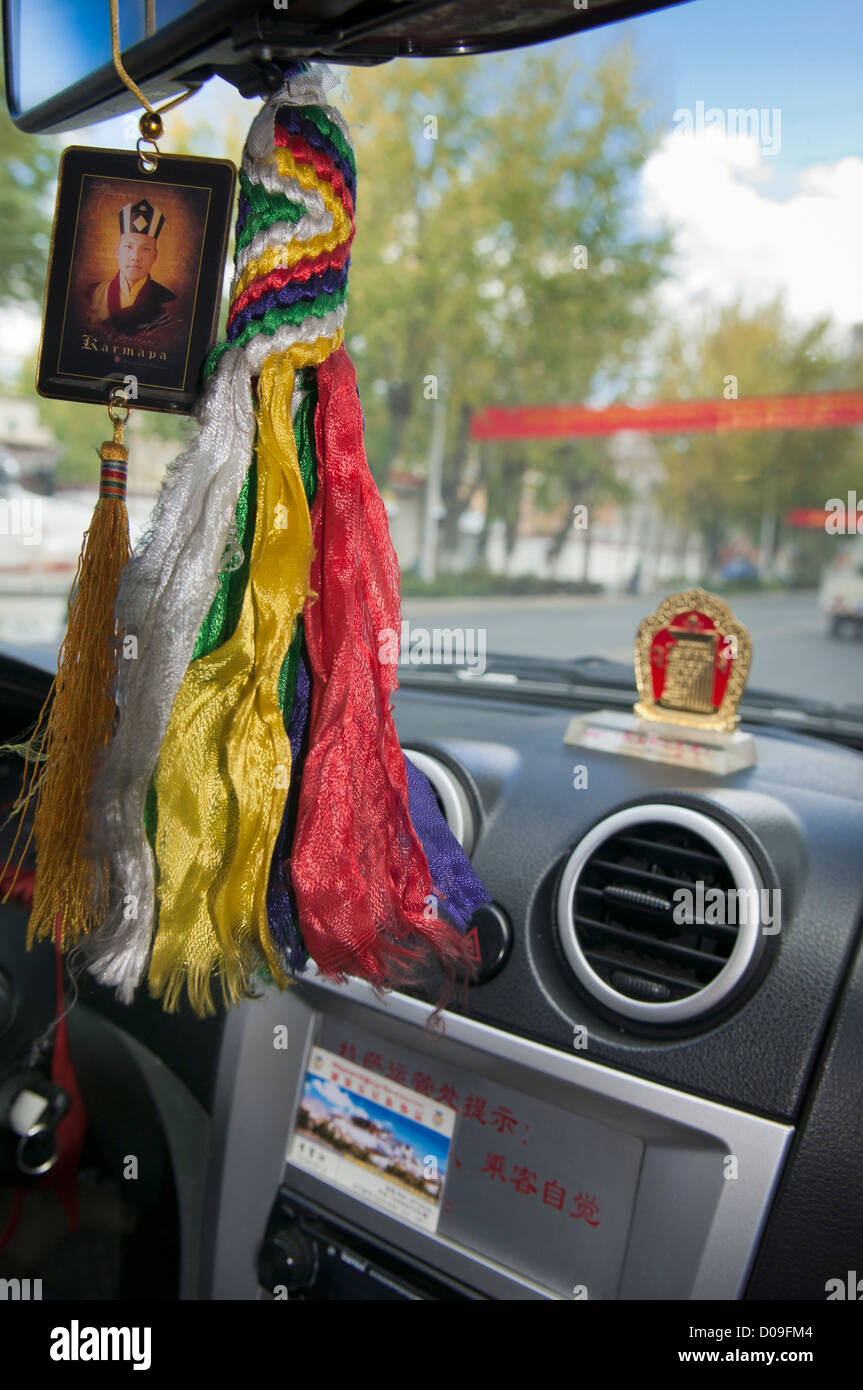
[575,823,737,999]
[556,805,766,1025]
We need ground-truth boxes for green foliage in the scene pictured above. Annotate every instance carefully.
[0,67,58,305]
[400,566,602,598]
[653,298,863,570]
[344,44,672,545]
[1,44,857,579]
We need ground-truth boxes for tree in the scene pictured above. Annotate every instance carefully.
[0,64,58,306]
[653,297,862,577]
[536,439,625,570]
[343,42,671,560]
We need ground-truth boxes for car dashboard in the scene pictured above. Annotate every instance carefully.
[209,677,863,1301]
[2,657,863,1302]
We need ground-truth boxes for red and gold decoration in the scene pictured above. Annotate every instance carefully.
[633,588,752,733]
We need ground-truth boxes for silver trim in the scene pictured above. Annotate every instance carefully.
[290,973,793,1300]
[403,747,476,854]
[556,804,765,1024]
[201,973,792,1299]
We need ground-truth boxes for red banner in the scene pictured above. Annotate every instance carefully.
[785,507,833,529]
[470,392,863,441]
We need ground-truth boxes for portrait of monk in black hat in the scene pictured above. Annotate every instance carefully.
[86,198,177,333]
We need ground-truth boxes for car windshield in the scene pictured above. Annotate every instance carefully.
[1,0,861,714]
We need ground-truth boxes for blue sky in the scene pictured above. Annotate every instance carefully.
[567,0,863,333]
[582,0,863,189]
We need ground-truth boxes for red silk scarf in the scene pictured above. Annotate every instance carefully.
[292,345,474,989]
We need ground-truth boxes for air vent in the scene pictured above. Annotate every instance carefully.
[556,805,766,1025]
[402,749,477,855]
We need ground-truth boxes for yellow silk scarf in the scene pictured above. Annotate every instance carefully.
[148,332,341,1013]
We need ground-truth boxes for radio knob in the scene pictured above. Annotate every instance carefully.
[258,1227,318,1296]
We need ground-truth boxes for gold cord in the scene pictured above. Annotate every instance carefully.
[109,0,201,169]
[109,0,156,117]
[107,385,131,443]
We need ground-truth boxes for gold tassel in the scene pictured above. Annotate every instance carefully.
[0,395,133,949]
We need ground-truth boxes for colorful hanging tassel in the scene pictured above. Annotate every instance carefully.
[0,414,132,949]
[81,71,349,999]
[79,62,490,1014]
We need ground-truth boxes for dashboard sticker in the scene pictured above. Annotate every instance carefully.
[288,1047,456,1234]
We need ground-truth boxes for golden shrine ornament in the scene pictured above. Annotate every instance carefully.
[633,588,753,733]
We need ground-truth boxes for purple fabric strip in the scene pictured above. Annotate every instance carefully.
[227,266,348,341]
[234,196,249,248]
[405,755,491,932]
[267,648,312,970]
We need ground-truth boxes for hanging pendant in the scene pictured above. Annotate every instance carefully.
[36,146,236,415]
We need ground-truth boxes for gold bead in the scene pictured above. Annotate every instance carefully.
[100,442,129,463]
[139,110,163,142]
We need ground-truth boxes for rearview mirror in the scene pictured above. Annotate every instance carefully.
[3,0,689,133]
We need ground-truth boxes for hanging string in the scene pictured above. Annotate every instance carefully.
[109,0,201,170]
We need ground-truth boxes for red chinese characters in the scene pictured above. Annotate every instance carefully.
[570,1192,600,1226]
[438,1084,459,1112]
[480,1153,507,1182]
[542,1179,566,1211]
[510,1166,537,1195]
[479,1156,600,1226]
[463,1094,487,1124]
[489,1105,517,1136]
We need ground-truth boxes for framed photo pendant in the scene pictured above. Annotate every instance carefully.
[37,146,236,413]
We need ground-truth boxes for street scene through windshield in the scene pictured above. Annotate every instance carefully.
[0,0,861,710]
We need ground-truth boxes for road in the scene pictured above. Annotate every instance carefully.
[1,589,859,709]
[401,590,863,708]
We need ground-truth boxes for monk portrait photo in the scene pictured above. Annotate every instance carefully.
[56,170,213,393]
[86,198,178,335]
[40,150,236,409]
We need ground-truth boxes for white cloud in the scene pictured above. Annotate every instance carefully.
[312,1079,369,1120]
[641,129,863,333]
[314,1079,353,1111]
